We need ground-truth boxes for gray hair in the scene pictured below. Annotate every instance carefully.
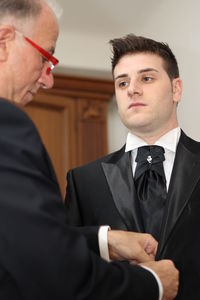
[0,0,62,23]
[47,0,62,19]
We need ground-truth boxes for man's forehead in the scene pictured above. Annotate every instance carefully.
[31,2,59,34]
[114,53,164,77]
[30,9,59,51]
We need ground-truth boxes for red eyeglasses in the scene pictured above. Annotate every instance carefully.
[24,36,59,75]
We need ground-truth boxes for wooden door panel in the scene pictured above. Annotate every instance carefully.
[77,99,107,164]
[24,94,76,199]
[23,74,114,201]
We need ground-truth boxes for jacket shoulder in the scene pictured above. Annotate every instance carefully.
[181,130,200,154]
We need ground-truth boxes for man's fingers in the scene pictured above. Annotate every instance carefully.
[136,249,155,263]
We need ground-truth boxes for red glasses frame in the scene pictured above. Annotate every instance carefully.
[24,36,59,75]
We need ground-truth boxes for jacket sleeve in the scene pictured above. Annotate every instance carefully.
[65,169,100,253]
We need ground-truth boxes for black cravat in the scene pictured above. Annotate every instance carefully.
[134,146,167,240]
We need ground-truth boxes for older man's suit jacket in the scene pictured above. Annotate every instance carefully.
[65,130,200,300]
[0,98,159,300]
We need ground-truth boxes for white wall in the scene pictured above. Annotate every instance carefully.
[136,0,200,144]
[56,0,200,152]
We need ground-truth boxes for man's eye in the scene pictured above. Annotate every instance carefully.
[42,57,48,64]
[118,81,128,88]
[143,76,153,82]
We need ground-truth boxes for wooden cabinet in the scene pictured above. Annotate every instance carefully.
[24,74,114,199]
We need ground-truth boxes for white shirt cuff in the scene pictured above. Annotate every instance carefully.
[141,266,163,300]
[98,226,111,262]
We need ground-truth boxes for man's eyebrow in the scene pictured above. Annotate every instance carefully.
[138,68,159,74]
[114,73,128,81]
[114,68,159,81]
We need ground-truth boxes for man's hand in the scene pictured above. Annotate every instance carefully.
[108,230,158,263]
[141,260,179,300]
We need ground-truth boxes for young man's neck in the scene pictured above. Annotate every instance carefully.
[131,124,179,145]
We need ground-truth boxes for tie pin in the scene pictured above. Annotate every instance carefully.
[147,155,152,163]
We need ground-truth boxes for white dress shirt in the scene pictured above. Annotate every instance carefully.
[99,127,181,300]
[126,127,181,191]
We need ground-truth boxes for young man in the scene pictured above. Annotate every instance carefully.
[0,3,178,300]
[65,34,200,299]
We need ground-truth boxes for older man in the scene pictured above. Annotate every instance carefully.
[0,2,178,299]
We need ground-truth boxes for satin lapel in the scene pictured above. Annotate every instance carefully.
[157,135,200,257]
[101,151,144,232]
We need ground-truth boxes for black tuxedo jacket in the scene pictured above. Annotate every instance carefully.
[65,130,200,300]
[0,98,158,300]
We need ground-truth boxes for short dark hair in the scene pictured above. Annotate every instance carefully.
[0,0,42,21]
[109,34,179,80]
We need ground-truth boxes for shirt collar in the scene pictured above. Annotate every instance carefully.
[125,127,181,153]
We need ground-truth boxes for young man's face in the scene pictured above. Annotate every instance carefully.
[113,53,182,140]
[6,4,59,106]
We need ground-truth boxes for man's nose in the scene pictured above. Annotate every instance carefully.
[38,65,54,89]
[127,79,142,96]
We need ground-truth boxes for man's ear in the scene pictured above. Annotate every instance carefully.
[0,25,15,61]
[172,77,182,104]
